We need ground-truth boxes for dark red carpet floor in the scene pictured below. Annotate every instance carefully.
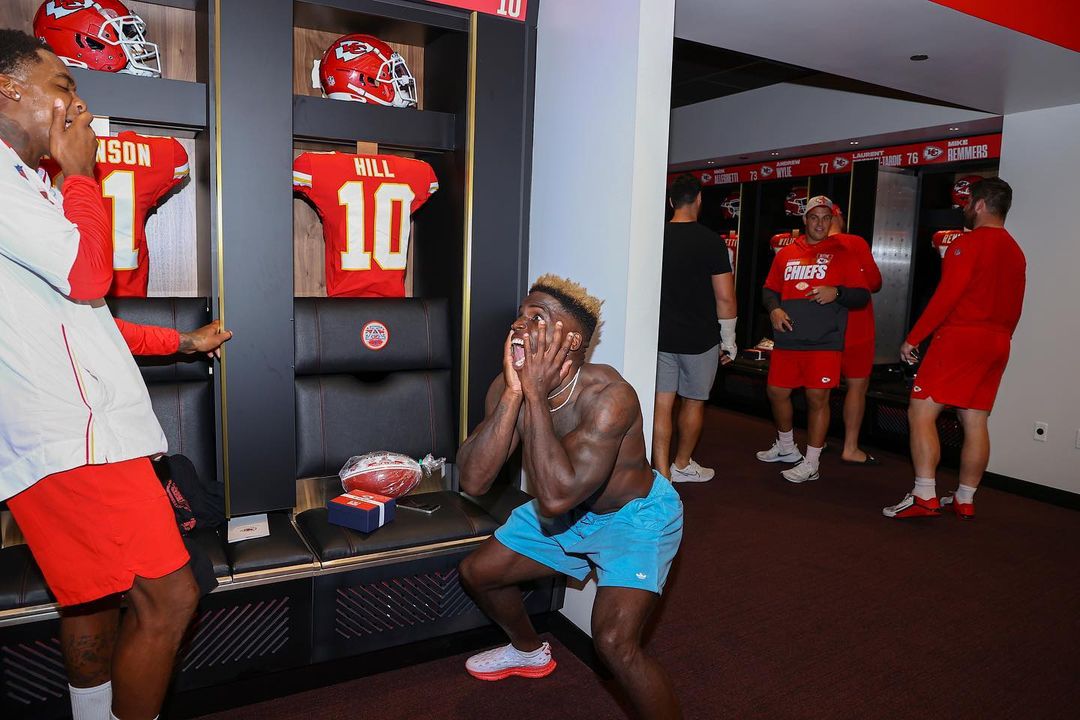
[195,407,1080,720]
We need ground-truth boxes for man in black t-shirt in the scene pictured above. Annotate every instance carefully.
[654,175,737,483]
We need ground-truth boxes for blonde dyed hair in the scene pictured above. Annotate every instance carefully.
[529,274,602,340]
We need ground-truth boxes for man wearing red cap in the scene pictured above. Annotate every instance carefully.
[883,178,1025,520]
[757,196,871,483]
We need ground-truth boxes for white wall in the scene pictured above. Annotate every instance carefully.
[990,104,1080,493]
[530,0,675,633]
[669,83,996,166]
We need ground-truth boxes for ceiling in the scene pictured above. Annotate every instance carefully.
[673,0,1080,114]
[670,40,814,107]
[671,38,980,110]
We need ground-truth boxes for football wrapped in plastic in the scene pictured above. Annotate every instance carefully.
[339,452,445,498]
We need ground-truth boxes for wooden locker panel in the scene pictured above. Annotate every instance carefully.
[146,135,198,296]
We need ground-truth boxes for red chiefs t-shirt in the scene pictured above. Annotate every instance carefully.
[765,234,866,300]
[42,131,189,297]
[831,233,881,344]
[293,152,439,297]
[906,227,1026,345]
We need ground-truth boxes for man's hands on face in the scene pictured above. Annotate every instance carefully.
[179,320,233,358]
[502,330,523,397]
[520,319,576,402]
[770,308,793,332]
[48,99,96,179]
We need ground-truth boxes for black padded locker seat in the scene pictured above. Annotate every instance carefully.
[293,298,457,478]
[226,514,316,575]
[297,491,501,562]
[292,299,528,563]
[107,298,217,489]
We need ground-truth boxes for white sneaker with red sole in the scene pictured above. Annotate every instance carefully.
[465,641,557,681]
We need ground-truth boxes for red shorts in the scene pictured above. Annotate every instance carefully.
[7,457,189,607]
[768,349,842,389]
[842,337,875,379]
[911,327,1011,411]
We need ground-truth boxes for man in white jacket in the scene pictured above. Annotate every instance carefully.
[0,31,227,720]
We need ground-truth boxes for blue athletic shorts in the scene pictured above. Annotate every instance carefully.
[493,471,683,595]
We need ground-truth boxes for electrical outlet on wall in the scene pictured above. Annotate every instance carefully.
[1075,429,1080,449]
[1034,421,1048,442]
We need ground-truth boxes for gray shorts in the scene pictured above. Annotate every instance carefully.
[656,345,719,400]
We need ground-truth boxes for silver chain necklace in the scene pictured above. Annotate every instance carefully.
[548,368,582,413]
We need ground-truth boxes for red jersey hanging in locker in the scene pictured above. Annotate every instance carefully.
[42,131,190,297]
[293,152,439,298]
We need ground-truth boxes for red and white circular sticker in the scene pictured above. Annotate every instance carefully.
[361,321,389,351]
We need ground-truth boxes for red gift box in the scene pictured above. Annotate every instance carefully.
[327,491,396,533]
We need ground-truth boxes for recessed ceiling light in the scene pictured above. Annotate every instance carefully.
[849,141,860,145]
[948,126,960,131]
[770,152,780,156]
[910,54,929,61]
[706,161,714,164]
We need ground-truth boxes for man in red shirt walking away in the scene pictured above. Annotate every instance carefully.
[883,178,1025,520]
[829,207,883,465]
[757,196,871,483]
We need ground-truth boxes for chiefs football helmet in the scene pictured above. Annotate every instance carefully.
[720,190,740,219]
[784,186,808,216]
[951,175,985,209]
[33,0,160,77]
[314,34,417,108]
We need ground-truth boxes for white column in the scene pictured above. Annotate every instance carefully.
[529,0,675,633]
[989,104,1080,493]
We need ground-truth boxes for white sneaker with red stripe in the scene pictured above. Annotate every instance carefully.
[466,641,557,681]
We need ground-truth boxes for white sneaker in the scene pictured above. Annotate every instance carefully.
[465,641,557,681]
[669,459,714,483]
[756,441,803,464]
[781,461,820,483]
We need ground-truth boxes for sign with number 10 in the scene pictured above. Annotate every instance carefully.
[427,0,527,21]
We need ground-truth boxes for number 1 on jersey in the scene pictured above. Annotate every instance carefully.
[337,181,415,272]
[101,170,138,270]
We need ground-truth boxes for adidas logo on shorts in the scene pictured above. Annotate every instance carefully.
[821,377,831,383]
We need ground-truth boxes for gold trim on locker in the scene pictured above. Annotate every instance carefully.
[212,0,231,518]
[459,11,479,445]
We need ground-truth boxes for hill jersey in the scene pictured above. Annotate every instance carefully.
[41,131,190,297]
[292,152,439,297]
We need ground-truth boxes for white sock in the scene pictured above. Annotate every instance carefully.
[804,445,822,469]
[778,430,796,454]
[110,714,157,720]
[954,484,977,504]
[70,681,111,720]
[913,477,937,501]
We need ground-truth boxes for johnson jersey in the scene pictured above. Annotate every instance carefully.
[42,132,190,297]
[764,235,868,351]
[932,229,965,259]
[293,152,439,297]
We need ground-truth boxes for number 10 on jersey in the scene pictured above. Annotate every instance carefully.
[337,181,415,271]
